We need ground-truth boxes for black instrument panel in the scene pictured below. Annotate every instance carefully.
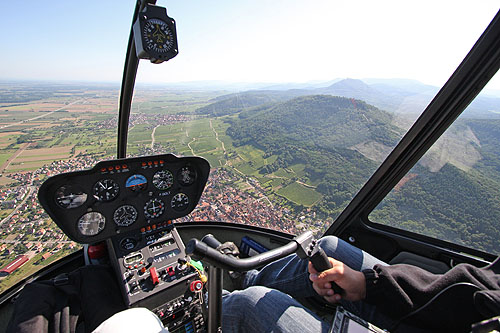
[38,154,210,243]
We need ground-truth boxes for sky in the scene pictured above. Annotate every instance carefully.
[0,1,499,89]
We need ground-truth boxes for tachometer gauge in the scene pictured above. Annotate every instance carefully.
[78,212,105,236]
[153,170,174,190]
[126,174,147,191]
[177,166,196,186]
[171,193,189,211]
[93,179,119,202]
[54,185,87,209]
[113,205,138,227]
[144,198,165,219]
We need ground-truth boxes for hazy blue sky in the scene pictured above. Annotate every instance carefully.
[1,1,499,89]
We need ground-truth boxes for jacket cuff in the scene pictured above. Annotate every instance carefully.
[362,268,380,303]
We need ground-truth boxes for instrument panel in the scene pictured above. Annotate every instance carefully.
[38,154,210,244]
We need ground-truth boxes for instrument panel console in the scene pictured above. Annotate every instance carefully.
[38,154,210,244]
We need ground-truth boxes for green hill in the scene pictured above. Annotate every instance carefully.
[226,95,404,213]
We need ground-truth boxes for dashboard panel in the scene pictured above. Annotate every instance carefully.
[38,154,210,244]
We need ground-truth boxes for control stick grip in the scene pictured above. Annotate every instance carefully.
[309,248,344,295]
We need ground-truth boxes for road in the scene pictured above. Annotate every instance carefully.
[0,142,32,172]
[0,98,85,130]
[0,185,34,227]
[150,125,159,149]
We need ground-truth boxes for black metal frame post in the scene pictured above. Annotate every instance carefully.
[207,265,223,333]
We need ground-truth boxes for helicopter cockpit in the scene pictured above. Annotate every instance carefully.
[1,1,500,332]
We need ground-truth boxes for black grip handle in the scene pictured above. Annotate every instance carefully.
[309,247,344,295]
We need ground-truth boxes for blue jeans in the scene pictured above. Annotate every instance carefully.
[221,236,391,332]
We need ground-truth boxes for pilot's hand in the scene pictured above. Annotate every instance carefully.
[308,257,366,303]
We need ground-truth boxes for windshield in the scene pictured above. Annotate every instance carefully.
[0,1,499,294]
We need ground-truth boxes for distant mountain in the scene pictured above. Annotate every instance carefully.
[196,77,500,118]
[196,90,307,116]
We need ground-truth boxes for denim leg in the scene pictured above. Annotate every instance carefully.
[244,236,388,298]
[222,286,330,333]
[243,236,395,329]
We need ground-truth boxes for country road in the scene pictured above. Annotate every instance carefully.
[0,98,85,130]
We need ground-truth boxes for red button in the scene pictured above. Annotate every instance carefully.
[167,267,175,276]
[190,280,203,292]
[150,267,159,285]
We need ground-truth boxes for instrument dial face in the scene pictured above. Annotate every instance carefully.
[144,198,165,219]
[153,170,174,190]
[113,205,138,227]
[125,174,147,191]
[93,179,119,202]
[143,18,175,53]
[55,185,87,209]
[171,193,189,212]
[78,212,105,236]
[177,166,196,186]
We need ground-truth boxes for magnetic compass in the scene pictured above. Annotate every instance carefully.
[133,4,178,64]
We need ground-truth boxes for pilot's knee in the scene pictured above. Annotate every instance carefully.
[224,286,271,310]
[317,235,340,256]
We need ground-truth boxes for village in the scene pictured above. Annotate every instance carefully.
[0,153,322,278]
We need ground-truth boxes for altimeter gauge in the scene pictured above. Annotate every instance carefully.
[78,212,105,236]
[133,4,178,64]
[113,205,138,227]
[153,170,174,190]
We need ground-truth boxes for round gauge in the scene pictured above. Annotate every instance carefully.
[177,166,197,186]
[125,174,147,191]
[120,237,138,251]
[113,205,138,227]
[78,212,105,236]
[93,179,119,202]
[153,170,174,190]
[54,185,87,209]
[143,18,175,53]
[171,193,189,212]
[144,198,165,219]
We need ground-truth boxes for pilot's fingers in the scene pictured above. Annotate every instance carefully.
[308,261,319,275]
[311,280,342,303]
[309,257,344,284]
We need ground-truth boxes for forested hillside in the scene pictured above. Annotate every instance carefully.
[197,93,500,254]
[372,118,500,254]
[226,95,403,214]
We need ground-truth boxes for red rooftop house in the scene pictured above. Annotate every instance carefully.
[0,255,29,276]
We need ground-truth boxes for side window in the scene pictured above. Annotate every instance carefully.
[369,74,500,254]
